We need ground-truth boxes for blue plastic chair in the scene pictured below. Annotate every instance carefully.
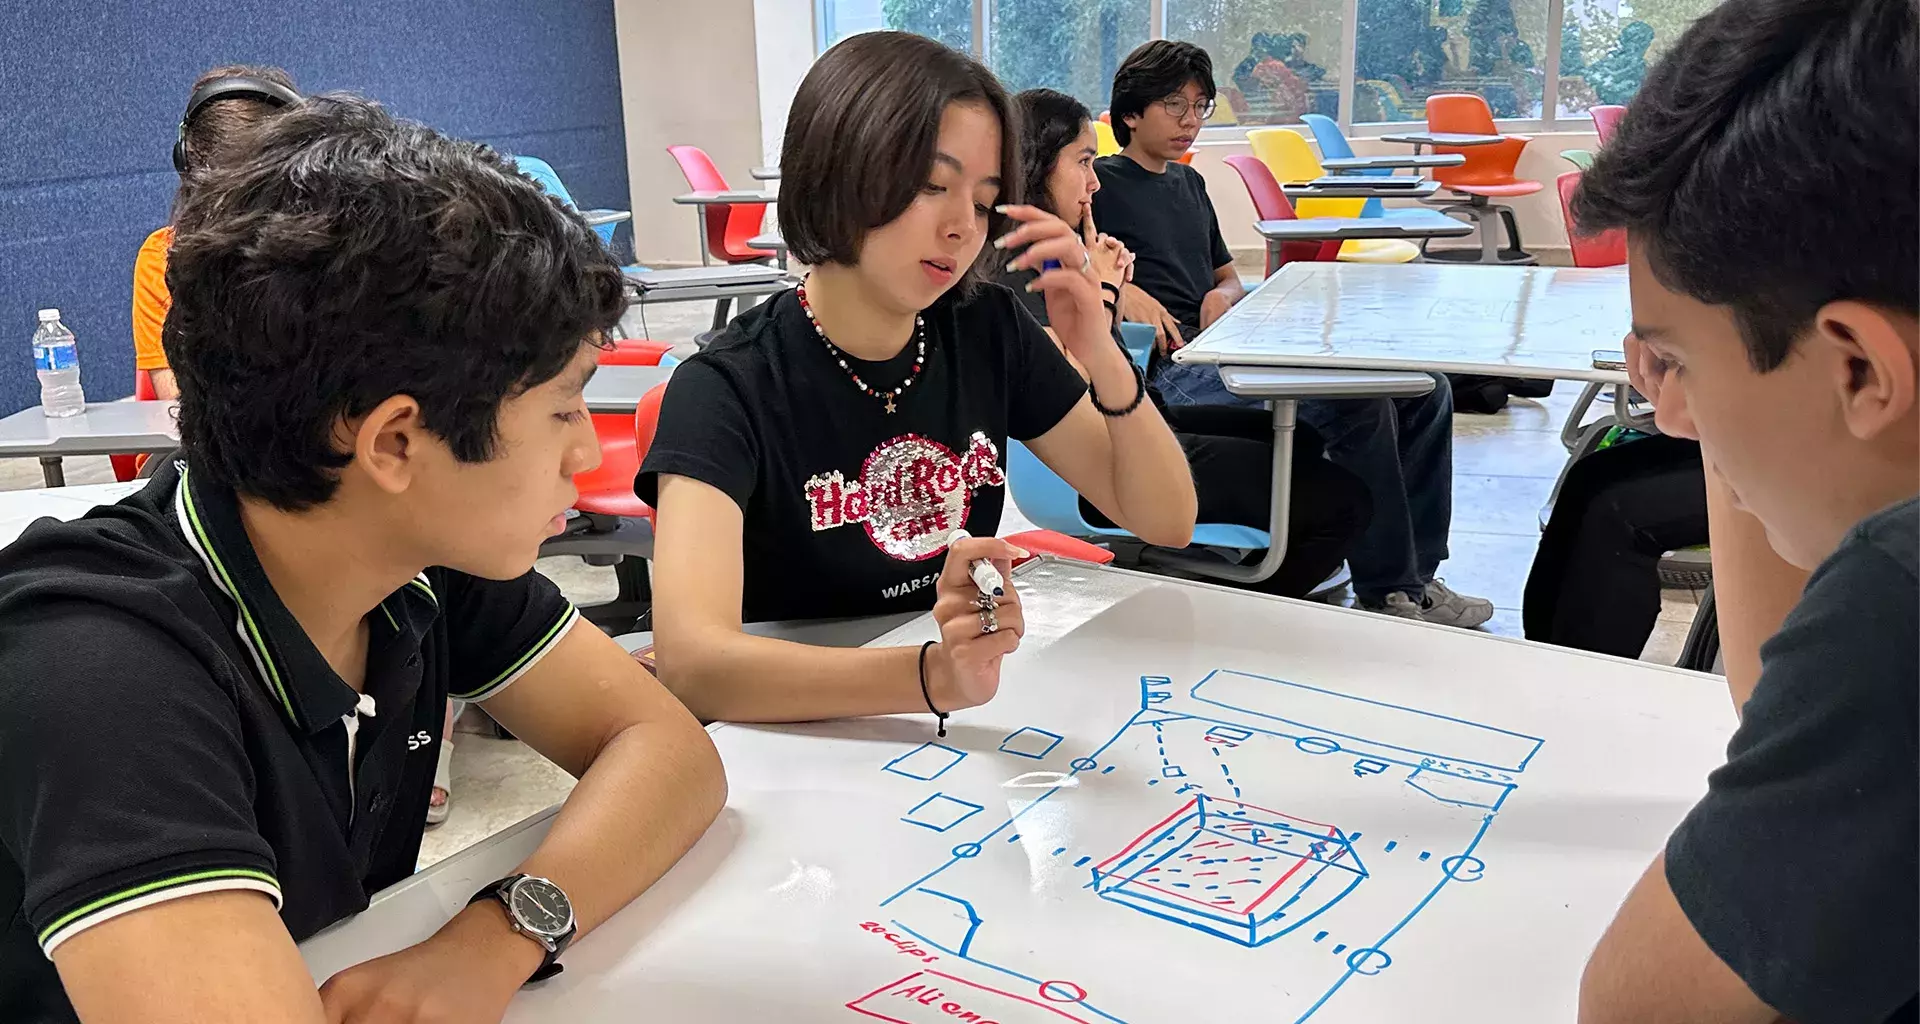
[1298,114,1461,233]
[1006,326,1272,551]
[511,156,647,273]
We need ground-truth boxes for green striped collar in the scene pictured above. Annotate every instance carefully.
[170,462,440,734]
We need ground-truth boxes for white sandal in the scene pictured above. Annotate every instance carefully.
[426,739,454,827]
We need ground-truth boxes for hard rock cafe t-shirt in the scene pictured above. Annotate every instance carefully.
[636,283,1088,623]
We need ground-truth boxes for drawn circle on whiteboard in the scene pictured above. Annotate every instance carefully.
[1441,855,1486,881]
[1346,948,1391,975]
[1069,757,1098,771]
[1294,736,1341,755]
[1039,981,1087,1003]
[952,843,983,859]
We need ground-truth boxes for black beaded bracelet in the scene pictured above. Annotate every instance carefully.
[1090,361,1148,417]
[917,640,948,737]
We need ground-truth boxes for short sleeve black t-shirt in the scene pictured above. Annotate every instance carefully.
[0,459,580,1023]
[637,284,1087,623]
[1089,154,1233,331]
[1666,497,1917,1024]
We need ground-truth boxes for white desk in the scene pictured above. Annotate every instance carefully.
[300,560,1735,1022]
[1282,181,1441,201]
[583,364,676,414]
[749,166,781,181]
[1256,218,1472,274]
[1176,262,1633,385]
[0,481,143,548]
[1378,132,1505,155]
[0,401,179,486]
[1321,154,1465,172]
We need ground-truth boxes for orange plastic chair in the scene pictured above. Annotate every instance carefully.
[1425,93,1542,264]
[666,145,776,265]
[1222,154,1339,274]
[1556,171,1626,268]
[109,369,159,482]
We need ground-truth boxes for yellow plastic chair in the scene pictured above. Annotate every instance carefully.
[1094,119,1121,157]
[1246,128,1420,264]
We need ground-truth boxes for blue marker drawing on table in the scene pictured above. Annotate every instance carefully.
[865,668,1543,1023]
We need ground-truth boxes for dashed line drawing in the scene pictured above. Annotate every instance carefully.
[863,668,1543,1022]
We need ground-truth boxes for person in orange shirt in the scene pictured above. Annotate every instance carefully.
[132,65,302,401]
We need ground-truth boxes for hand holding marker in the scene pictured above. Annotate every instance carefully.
[947,529,1006,600]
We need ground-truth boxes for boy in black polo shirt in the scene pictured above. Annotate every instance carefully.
[1572,1,1917,1021]
[0,96,724,1023]
[1091,40,1491,628]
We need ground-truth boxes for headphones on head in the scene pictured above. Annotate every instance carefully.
[171,75,303,173]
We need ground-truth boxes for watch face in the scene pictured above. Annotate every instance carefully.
[508,878,573,938]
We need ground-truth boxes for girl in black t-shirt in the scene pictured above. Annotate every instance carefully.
[637,33,1197,727]
[997,88,1372,600]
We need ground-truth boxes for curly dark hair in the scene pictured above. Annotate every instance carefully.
[1013,88,1093,225]
[1110,40,1215,148]
[1573,0,1917,371]
[164,93,626,510]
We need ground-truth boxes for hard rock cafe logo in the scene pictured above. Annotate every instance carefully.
[804,431,1006,561]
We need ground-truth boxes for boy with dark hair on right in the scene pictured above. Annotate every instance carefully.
[1573,0,1917,1021]
[1092,40,1490,628]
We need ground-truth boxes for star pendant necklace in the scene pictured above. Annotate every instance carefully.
[797,279,925,415]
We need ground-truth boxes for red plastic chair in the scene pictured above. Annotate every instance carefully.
[1222,154,1340,274]
[109,369,159,482]
[666,145,776,265]
[1556,171,1626,268]
[1589,104,1627,147]
[599,338,676,367]
[1425,93,1542,264]
[1004,529,1115,568]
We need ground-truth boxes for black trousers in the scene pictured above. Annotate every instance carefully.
[1523,435,1708,658]
[1083,404,1373,599]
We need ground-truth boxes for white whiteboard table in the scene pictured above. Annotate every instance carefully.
[0,401,178,486]
[1176,262,1634,385]
[300,560,1735,1023]
[0,481,143,548]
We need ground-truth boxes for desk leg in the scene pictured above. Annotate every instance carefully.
[1140,398,1296,585]
[695,215,712,268]
[39,456,65,488]
[711,298,734,331]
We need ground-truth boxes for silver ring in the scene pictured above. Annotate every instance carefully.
[977,592,999,634]
[1080,249,1092,272]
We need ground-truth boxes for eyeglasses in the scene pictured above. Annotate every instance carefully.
[1157,96,1217,121]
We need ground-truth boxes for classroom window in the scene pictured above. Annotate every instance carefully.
[811,0,1724,130]
[819,0,972,52]
[989,0,1153,115]
[1351,0,1549,122]
[1555,0,1717,115]
[1166,0,1345,127]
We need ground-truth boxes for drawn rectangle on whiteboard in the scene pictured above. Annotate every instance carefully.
[900,794,983,833]
[882,742,966,782]
[1190,669,1543,772]
[846,969,1097,1024]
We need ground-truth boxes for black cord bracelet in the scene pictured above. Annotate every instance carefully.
[1090,361,1148,417]
[1098,280,1121,300]
[917,640,948,737]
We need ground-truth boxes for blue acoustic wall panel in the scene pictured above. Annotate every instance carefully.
[0,0,628,414]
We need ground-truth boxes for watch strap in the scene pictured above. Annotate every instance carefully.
[469,874,572,985]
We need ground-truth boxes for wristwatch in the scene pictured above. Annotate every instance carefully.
[467,874,576,983]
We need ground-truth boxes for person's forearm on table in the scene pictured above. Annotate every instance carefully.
[659,626,953,724]
[440,708,724,953]
[1077,335,1197,546]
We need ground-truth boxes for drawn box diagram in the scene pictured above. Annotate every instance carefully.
[1091,795,1367,947]
[883,742,967,782]
[900,793,984,833]
[999,726,1064,760]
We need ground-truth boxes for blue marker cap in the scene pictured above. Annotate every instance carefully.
[1041,258,1063,272]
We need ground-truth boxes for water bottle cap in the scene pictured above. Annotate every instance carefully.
[36,309,60,323]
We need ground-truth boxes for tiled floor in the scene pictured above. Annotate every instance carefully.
[1,294,1707,869]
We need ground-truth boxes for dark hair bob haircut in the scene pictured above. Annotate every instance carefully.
[777,31,1020,291]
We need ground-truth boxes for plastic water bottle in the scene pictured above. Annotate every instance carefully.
[32,309,85,417]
